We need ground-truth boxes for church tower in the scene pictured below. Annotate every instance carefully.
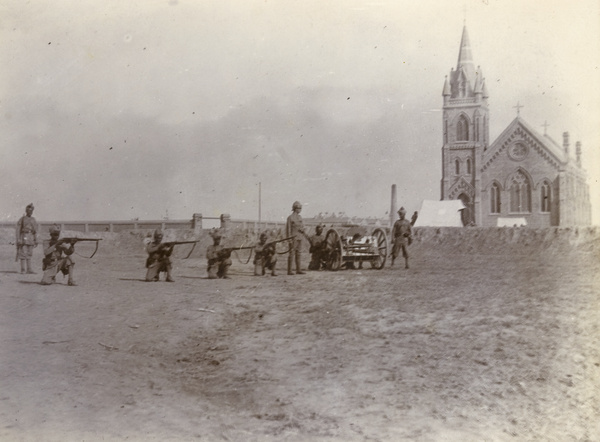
[441,25,489,225]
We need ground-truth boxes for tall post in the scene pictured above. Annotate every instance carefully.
[258,182,262,224]
[390,184,397,229]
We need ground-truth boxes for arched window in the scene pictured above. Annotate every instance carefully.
[455,159,460,175]
[457,116,469,141]
[490,183,501,214]
[541,181,551,212]
[466,158,472,174]
[509,171,531,213]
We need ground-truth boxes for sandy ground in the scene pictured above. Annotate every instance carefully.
[0,229,599,441]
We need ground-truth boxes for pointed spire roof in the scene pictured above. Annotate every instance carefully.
[456,25,476,84]
[442,75,450,96]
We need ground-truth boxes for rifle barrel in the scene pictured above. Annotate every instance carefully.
[63,238,102,241]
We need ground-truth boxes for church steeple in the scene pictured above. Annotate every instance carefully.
[456,25,476,84]
[441,25,489,226]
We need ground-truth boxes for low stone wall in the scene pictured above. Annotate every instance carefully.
[4,226,599,257]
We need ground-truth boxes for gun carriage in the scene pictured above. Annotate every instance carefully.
[322,226,388,270]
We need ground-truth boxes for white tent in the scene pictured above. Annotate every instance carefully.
[413,200,465,227]
[496,217,527,227]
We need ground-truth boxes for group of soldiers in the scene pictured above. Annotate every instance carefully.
[15,201,415,286]
[15,204,77,285]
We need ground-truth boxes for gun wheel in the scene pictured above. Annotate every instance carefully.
[324,229,343,271]
[369,228,388,270]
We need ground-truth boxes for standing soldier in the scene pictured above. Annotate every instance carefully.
[16,203,38,274]
[391,207,413,269]
[145,229,175,282]
[41,224,76,286]
[286,201,306,275]
[206,229,232,279]
[253,232,277,276]
[308,224,326,270]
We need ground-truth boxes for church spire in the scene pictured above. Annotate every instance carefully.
[456,25,476,84]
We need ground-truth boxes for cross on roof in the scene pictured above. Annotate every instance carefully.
[542,120,550,135]
[513,101,524,117]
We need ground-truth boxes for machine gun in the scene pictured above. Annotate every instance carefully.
[57,237,103,259]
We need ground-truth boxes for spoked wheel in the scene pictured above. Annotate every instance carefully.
[369,228,388,269]
[324,228,343,271]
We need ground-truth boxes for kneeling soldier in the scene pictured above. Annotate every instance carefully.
[145,229,175,282]
[206,230,232,279]
[254,232,277,276]
[308,224,327,270]
[41,225,76,286]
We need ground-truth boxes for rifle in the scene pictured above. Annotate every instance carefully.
[162,240,200,259]
[58,237,103,259]
[219,245,254,258]
[264,236,296,247]
[260,236,296,255]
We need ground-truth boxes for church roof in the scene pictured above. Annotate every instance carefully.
[486,117,568,167]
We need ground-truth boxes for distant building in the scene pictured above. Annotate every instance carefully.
[440,26,592,227]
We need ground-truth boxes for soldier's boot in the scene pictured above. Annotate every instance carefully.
[166,265,175,282]
[26,259,36,274]
[390,257,395,267]
[405,258,409,269]
[295,253,305,275]
[221,266,231,279]
[67,266,77,286]
[254,263,262,276]
[287,255,294,275]
[271,264,277,277]
[20,260,26,274]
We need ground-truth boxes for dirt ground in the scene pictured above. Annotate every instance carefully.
[0,227,599,441]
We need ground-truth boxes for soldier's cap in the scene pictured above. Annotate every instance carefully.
[49,224,61,234]
[316,224,324,230]
[398,207,407,215]
[153,229,163,238]
[210,229,222,239]
[260,232,268,239]
[292,201,302,210]
[26,203,34,210]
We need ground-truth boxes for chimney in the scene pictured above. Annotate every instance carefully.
[563,132,570,156]
[576,141,582,167]
[390,184,398,229]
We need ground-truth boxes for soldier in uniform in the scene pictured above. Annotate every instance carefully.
[145,229,175,282]
[391,207,413,269]
[286,201,306,275]
[41,224,76,286]
[308,224,326,270]
[16,203,38,274]
[253,232,277,276]
[206,229,232,279]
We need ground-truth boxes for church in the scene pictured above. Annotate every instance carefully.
[440,26,592,227]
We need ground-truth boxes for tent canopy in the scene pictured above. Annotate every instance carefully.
[413,200,465,227]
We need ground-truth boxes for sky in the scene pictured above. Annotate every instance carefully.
[1,0,599,224]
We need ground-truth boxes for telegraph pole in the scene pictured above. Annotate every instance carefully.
[258,182,262,223]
